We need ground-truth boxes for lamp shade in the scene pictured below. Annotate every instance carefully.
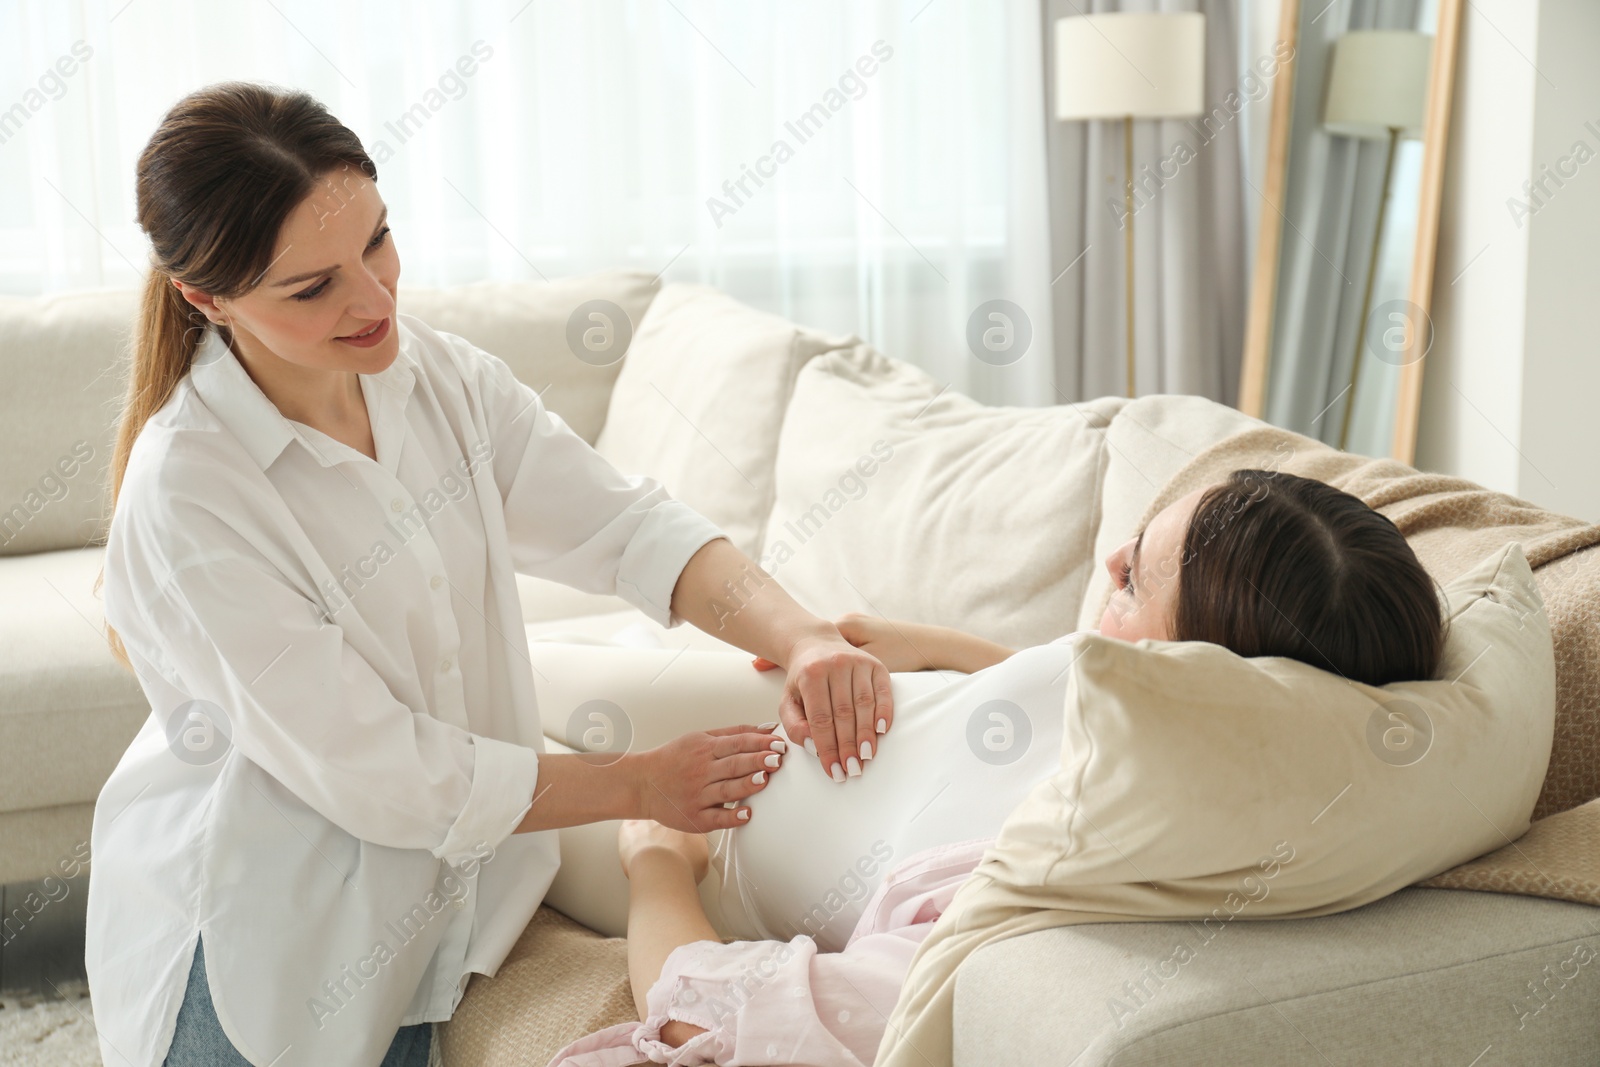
[1322,30,1434,139]
[1055,12,1206,121]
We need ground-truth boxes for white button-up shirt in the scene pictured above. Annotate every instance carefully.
[87,314,727,1067]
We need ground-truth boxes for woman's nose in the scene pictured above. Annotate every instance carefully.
[352,273,395,318]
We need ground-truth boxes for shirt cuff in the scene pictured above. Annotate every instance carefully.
[615,499,729,629]
[432,734,542,869]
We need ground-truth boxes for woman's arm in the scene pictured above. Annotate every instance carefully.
[756,613,1018,674]
[910,621,1018,674]
[514,725,786,835]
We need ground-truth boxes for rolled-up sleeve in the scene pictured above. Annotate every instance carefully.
[148,552,540,869]
[460,333,728,628]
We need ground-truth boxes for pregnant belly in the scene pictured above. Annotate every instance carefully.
[702,640,1074,952]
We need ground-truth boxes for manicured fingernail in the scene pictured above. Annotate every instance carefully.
[830,762,845,783]
[764,753,781,769]
[860,740,873,761]
[770,739,787,753]
[877,718,887,734]
[846,756,862,777]
[758,721,778,731]
[804,738,818,757]
[752,770,767,785]
[736,808,751,821]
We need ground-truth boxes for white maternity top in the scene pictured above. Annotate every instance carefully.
[704,633,1084,952]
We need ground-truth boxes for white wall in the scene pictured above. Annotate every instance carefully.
[1517,0,1600,522]
[1418,0,1600,521]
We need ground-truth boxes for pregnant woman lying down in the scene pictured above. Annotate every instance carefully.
[547,469,1448,1067]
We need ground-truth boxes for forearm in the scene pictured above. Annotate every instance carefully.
[512,752,641,833]
[669,536,836,668]
[917,623,1016,673]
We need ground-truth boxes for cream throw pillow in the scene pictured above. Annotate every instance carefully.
[594,283,856,557]
[396,270,661,446]
[876,540,1558,1067]
[762,342,1127,652]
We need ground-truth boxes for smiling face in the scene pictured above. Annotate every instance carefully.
[1097,485,1210,643]
[176,164,401,376]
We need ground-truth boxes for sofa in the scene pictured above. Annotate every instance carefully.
[1,270,1595,1064]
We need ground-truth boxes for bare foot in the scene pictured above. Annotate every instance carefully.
[618,819,711,883]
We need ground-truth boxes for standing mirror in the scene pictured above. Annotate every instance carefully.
[1239,0,1463,462]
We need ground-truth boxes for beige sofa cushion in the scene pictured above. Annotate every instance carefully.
[0,288,137,556]
[398,269,661,446]
[594,283,856,558]
[760,343,1127,651]
[0,548,146,819]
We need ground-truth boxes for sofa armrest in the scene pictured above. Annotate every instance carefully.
[953,887,1600,1065]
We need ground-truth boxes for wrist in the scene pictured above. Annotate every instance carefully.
[780,620,842,669]
[908,622,945,671]
[618,750,652,822]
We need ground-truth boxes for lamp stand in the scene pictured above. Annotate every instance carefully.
[1123,114,1136,398]
[1338,125,1401,451]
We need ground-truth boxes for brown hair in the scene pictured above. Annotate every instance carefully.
[1172,469,1446,686]
[96,82,377,670]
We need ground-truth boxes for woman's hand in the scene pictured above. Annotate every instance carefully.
[750,626,893,783]
[632,724,786,831]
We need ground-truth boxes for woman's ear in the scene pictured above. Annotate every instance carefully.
[172,279,227,326]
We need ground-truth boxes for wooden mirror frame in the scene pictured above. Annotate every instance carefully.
[1237,0,1463,464]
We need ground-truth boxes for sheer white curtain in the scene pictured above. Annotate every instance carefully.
[0,0,1055,406]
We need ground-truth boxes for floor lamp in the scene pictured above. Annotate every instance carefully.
[1055,12,1205,398]
[1322,30,1433,451]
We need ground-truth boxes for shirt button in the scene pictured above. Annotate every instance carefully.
[430,575,444,589]
[440,657,452,672]
[390,498,404,512]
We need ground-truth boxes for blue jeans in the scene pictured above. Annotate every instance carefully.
[163,932,434,1066]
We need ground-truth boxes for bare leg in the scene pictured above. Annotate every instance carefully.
[618,820,718,1046]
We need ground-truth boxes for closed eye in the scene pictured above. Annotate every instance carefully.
[1119,560,1136,596]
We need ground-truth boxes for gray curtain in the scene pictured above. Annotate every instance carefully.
[1042,0,1248,406]
[1262,0,1424,453]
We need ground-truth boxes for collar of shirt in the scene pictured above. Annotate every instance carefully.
[188,323,418,473]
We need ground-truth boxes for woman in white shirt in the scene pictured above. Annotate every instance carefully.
[87,81,897,1067]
